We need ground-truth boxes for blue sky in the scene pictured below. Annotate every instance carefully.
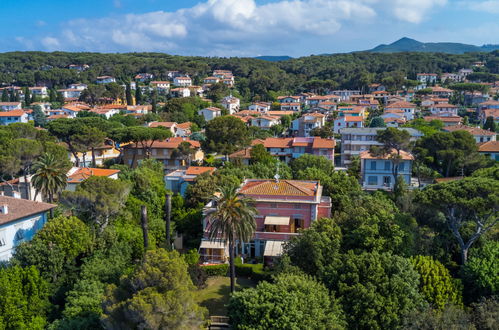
[2,0,499,57]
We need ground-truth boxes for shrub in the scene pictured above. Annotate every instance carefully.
[202,264,229,277]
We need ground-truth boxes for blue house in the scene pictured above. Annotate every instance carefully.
[359,150,413,190]
[165,166,216,197]
[0,195,56,261]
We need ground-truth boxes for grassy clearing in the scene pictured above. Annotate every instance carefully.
[196,276,257,316]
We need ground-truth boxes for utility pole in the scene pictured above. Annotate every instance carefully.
[141,205,149,250]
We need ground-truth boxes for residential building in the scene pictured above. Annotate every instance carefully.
[291,113,326,137]
[170,87,191,98]
[135,73,154,82]
[250,115,280,130]
[148,122,178,135]
[430,103,459,116]
[165,166,216,196]
[430,86,453,98]
[122,137,203,170]
[150,81,171,93]
[173,76,192,87]
[480,108,499,125]
[64,142,120,167]
[385,101,417,120]
[29,86,48,97]
[340,127,423,166]
[96,76,116,84]
[198,107,222,121]
[331,90,361,101]
[334,115,365,133]
[89,107,120,119]
[0,195,56,261]
[199,179,331,263]
[68,64,89,71]
[423,115,463,126]
[360,150,413,190]
[221,95,240,114]
[203,76,220,84]
[249,102,271,112]
[68,83,88,90]
[478,141,499,161]
[443,125,496,143]
[176,122,192,137]
[0,110,29,125]
[440,73,462,83]
[57,88,82,99]
[0,102,22,111]
[230,137,335,164]
[66,167,120,191]
[368,83,386,93]
[416,73,438,84]
[280,102,301,111]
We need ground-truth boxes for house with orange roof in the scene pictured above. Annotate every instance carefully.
[479,108,499,125]
[416,73,437,84]
[148,122,178,135]
[230,137,335,164]
[0,102,22,111]
[203,76,220,84]
[478,141,499,161]
[368,83,386,93]
[249,102,271,112]
[170,87,191,98]
[430,103,459,116]
[0,110,29,125]
[443,124,496,143]
[221,95,240,114]
[173,76,192,87]
[385,101,417,120]
[250,115,281,130]
[176,122,192,137]
[123,137,204,170]
[65,167,120,191]
[360,149,414,190]
[280,102,301,112]
[430,86,453,98]
[383,117,406,127]
[165,166,216,196]
[89,107,120,119]
[150,81,170,92]
[198,107,222,121]
[57,88,82,99]
[291,113,327,137]
[334,114,365,133]
[423,115,463,126]
[199,179,331,263]
[277,96,301,104]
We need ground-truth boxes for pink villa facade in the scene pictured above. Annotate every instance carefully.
[199,179,331,264]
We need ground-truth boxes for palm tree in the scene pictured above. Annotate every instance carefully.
[31,153,68,216]
[207,183,257,293]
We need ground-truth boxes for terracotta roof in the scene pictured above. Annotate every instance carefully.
[267,111,294,116]
[312,138,335,149]
[479,100,499,106]
[67,167,120,183]
[176,122,192,129]
[478,140,499,152]
[386,101,416,109]
[125,137,201,149]
[383,117,406,124]
[431,86,453,93]
[444,125,496,136]
[149,122,177,128]
[0,110,26,117]
[432,103,458,108]
[359,149,414,160]
[150,81,170,84]
[435,177,462,183]
[424,116,462,123]
[239,179,319,197]
[48,114,69,119]
[252,137,335,149]
[0,102,21,106]
[202,107,221,112]
[0,195,56,225]
[229,148,252,159]
[344,116,364,122]
[185,166,216,176]
[483,109,499,118]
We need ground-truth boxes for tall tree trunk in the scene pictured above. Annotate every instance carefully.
[49,193,54,218]
[165,193,172,250]
[23,173,31,200]
[82,153,87,168]
[131,143,138,168]
[91,147,96,167]
[229,238,236,293]
[141,205,149,250]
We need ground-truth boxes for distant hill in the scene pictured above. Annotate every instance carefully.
[368,37,499,54]
[254,55,293,62]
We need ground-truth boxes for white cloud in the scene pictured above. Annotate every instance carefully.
[26,0,449,55]
[460,0,499,13]
[390,0,447,24]
[41,37,60,50]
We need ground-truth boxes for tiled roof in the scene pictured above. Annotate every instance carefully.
[432,103,458,108]
[239,179,318,197]
[359,149,414,160]
[125,137,201,149]
[67,167,120,183]
[0,102,21,106]
[252,137,335,149]
[149,122,177,128]
[229,148,252,159]
[176,122,192,129]
[344,116,364,122]
[202,107,221,112]
[185,166,216,176]
[444,125,496,136]
[478,140,499,152]
[0,110,25,117]
[386,101,416,108]
[424,116,462,122]
[0,195,56,225]
[431,86,453,93]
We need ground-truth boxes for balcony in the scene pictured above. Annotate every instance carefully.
[254,232,299,241]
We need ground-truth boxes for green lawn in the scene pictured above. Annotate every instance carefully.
[196,276,257,316]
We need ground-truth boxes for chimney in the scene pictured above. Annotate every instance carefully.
[0,205,8,215]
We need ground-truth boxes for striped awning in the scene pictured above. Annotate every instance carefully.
[264,216,290,226]
[263,240,285,257]
[199,240,227,249]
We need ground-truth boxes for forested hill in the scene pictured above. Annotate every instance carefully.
[0,50,498,98]
[369,37,499,54]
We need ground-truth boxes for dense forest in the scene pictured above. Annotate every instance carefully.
[1,50,498,101]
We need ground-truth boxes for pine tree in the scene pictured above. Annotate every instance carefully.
[135,86,142,105]
[1,88,8,102]
[483,116,496,132]
[125,83,133,105]
[24,87,31,106]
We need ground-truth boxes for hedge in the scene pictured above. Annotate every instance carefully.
[202,264,229,276]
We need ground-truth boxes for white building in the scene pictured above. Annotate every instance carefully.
[198,107,222,121]
[430,103,459,116]
[96,76,116,84]
[57,89,82,99]
[416,73,438,84]
[0,102,22,111]
[150,81,171,93]
[69,83,88,90]
[173,76,192,87]
[170,88,191,98]
[249,102,271,112]
[250,115,280,130]
[0,195,56,261]
[221,96,240,114]
[29,87,48,97]
[0,110,29,125]
[385,101,417,121]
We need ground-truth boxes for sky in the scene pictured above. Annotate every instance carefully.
[1,0,499,57]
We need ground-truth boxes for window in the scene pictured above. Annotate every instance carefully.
[383,176,391,186]
[294,216,304,229]
[370,161,377,170]
[384,161,390,171]
[399,162,405,171]
[368,176,378,185]
[15,230,24,241]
